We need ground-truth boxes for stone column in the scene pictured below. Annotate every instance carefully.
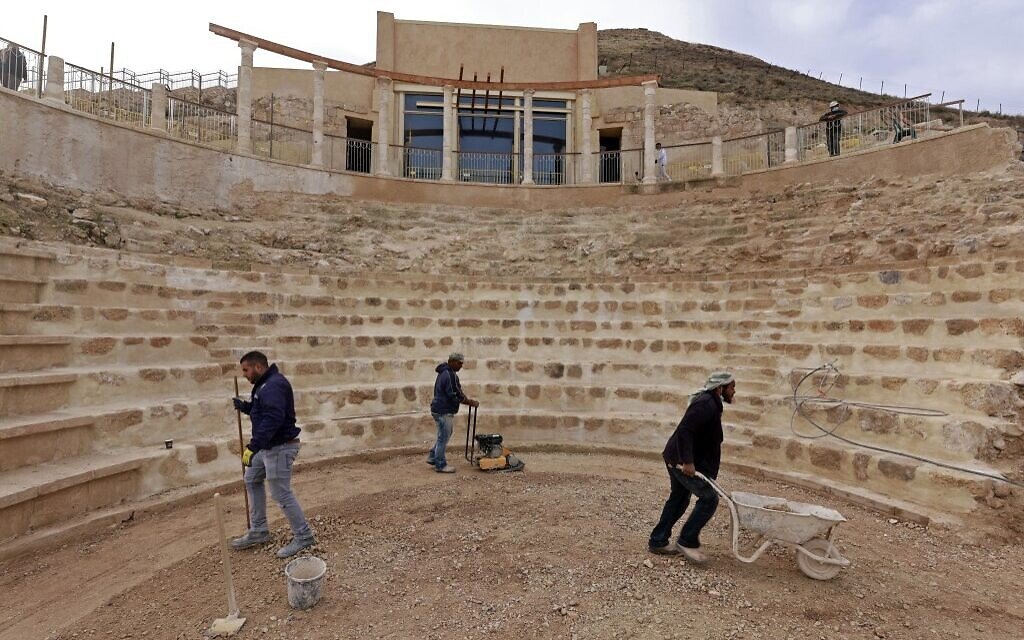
[522,89,535,185]
[43,56,64,103]
[375,76,393,176]
[441,84,454,181]
[641,80,657,184]
[150,83,167,132]
[236,39,257,155]
[311,61,327,167]
[784,126,798,164]
[711,135,724,177]
[579,89,594,184]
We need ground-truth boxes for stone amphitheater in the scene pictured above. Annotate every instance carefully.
[2,25,1024,640]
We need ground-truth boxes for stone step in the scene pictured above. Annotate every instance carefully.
[39,277,1024,323]
[0,335,71,373]
[0,245,55,278]
[0,412,97,472]
[0,449,164,542]
[221,333,1022,379]
[0,275,46,304]
[0,371,77,416]
[36,249,1024,301]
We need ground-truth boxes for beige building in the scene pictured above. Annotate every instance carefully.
[243,12,718,184]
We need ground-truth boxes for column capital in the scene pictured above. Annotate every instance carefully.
[376,75,393,87]
[239,38,258,54]
[642,79,658,95]
[523,88,536,97]
[312,60,328,73]
[579,88,593,97]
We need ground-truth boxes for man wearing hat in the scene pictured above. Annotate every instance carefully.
[649,371,736,563]
[819,100,848,157]
[428,352,479,473]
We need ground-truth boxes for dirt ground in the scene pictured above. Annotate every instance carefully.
[1,453,1021,640]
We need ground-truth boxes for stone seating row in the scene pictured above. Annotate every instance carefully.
[25,277,1024,323]
[4,304,1022,349]
[20,252,1024,305]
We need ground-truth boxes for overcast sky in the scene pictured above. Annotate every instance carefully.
[5,0,1022,114]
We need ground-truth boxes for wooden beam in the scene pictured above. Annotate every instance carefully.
[209,23,659,90]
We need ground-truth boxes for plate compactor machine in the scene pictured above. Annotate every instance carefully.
[463,406,525,472]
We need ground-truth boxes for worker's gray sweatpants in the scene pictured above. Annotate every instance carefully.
[244,441,312,539]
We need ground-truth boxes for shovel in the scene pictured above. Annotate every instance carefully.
[207,493,246,637]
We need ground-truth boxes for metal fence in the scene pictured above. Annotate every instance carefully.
[252,119,312,165]
[166,95,236,149]
[394,146,443,180]
[721,133,784,176]
[663,142,714,181]
[0,37,44,97]
[456,151,518,185]
[533,153,577,185]
[796,95,931,162]
[324,135,373,174]
[64,62,151,128]
[117,68,237,91]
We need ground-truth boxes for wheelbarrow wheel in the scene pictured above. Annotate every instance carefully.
[796,537,843,581]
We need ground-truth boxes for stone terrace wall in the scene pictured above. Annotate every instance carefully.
[1,238,1021,553]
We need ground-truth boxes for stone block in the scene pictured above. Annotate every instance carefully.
[878,459,916,481]
[195,442,219,464]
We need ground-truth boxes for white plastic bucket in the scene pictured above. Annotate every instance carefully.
[284,556,326,610]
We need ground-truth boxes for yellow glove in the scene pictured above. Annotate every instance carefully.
[241,447,255,467]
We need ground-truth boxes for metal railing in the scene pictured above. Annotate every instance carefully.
[533,153,577,185]
[64,62,151,128]
[394,146,443,180]
[662,141,714,181]
[1,37,44,97]
[456,151,518,185]
[721,133,783,176]
[324,135,373,174]
[796,95,932,162]
[117,68,237,91]
[166,95,236,149]
[252,119,312,165]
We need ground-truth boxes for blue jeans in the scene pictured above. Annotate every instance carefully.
[429,413,454,470]
[649,465,719,549]
[244,441,312,539]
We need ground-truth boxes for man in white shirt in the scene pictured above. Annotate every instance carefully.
[655,142,670,181]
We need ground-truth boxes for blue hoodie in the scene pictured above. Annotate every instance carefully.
[247,363,300,452]
[430,362,466,415]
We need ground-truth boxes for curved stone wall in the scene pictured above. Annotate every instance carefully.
[1,236,1021,551]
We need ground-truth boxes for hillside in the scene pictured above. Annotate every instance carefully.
[597,28,1024,133]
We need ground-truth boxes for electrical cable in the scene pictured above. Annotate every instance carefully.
[789,362,1024,489]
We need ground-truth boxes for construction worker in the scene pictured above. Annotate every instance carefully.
[819,100,848,157]
[648,371,736,563]
[230,351,315,558]
[427,352,479,473]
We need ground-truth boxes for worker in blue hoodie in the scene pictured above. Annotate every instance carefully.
[230,351,314,558]
[428,352,479,473]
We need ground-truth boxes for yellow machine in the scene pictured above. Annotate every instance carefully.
[463,406,525,472]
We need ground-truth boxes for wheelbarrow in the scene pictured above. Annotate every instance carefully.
[695,472,851,580]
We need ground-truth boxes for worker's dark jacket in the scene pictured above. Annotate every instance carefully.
[0,49,28,90]
[662,390,724,479]
[245,363,300,452]
[430,363,466,415]
[819,107,848,135]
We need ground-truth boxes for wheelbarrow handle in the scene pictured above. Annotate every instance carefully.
[692,471,744,560]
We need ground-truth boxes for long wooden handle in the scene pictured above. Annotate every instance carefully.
[234,376,251,529]
[213,493,239,616]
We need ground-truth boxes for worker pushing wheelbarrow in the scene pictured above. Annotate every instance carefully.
[647,372,849,579]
